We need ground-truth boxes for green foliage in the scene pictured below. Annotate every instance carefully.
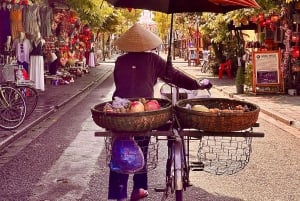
[245,63,253,90]
[153,12,171,42]
[235,66,245,86]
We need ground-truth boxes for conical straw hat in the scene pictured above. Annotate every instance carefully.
[115,23,162,52]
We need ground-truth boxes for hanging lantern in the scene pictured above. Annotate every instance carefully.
[292,32,300,43]
[260,21,266,27]
[265,17,271,26]
[292,46,300,58]
[258,13,265,22]
[270,14,279,23]
[251,16,258,23]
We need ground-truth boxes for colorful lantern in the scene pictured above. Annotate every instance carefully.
[292,46,300,58]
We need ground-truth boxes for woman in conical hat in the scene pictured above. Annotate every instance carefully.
[109,23,212,201]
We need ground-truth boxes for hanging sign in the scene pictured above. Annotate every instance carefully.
[252,50,284,93]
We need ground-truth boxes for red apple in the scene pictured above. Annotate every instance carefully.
[144,100,160,111]
[129,101,145,112]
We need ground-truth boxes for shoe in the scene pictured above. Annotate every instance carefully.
[130,188,149,201]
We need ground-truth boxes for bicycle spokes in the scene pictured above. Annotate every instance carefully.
[0,86,26,130]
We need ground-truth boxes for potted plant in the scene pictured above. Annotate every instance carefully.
[235,65,245,94]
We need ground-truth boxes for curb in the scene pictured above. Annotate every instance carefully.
[170,65,299,130]
[214,87,297,129]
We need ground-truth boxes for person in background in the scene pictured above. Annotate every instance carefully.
[108,23,212,201]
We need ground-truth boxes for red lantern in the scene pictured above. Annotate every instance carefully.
[270,15,279,23]
[260,21,266,27]
[128,8,132,12]
[292,46,300,58]
[258,13,265,22]
[292,32,300,42]
[265,17,271,26]
[251,16,258,23]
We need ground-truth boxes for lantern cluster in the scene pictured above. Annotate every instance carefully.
[250,13,280,31]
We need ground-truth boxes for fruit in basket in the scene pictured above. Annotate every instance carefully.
[144,99,161,111]
[129,101,145,112]
[191,105,210,112]
[209,108,220,113]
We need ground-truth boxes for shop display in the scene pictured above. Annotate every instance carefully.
[0,1,95,90]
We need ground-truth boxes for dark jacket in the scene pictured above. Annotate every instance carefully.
[113,52,200,99]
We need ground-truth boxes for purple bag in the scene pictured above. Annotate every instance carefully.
[109,136,145,174]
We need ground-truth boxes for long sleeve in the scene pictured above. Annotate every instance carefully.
[112,52,200,99]
[156,59,200,90]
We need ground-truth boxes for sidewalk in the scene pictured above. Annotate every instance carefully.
[0,64,114,150]
[1,56,299,150]
[169,56,300,131]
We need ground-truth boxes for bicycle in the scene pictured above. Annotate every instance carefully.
[15,82,38,117]
[93,83,264,201]
[0,84,26,130]
[3,81,38,117]
[156,84,264,201]
[199,59,209,73]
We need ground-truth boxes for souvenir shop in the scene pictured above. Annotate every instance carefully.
[235,3,300,95]
[0,0,95,91]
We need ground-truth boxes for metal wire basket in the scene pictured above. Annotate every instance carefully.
[104,136,159,174]
[197,136,252,175]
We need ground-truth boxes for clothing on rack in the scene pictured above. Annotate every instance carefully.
[39,6,53,37]
[0,4,11,50]
[10,7,24,40]
[12,33,32,72]
[88,51,95,67]
[30,35,45,91]
[22,5,41,36]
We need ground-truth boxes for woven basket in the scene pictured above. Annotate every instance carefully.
[175,98,260,132]
[91,98,172,132]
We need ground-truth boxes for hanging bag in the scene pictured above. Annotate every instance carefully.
[109,136,145,174]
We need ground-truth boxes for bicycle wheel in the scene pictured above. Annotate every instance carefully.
[17,85,38,117]
[201,61,209,73]
[175,190,183,201]
[0,86,26,130]
[173,136,184,201]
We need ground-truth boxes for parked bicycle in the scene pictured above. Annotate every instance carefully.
[3,81,38,117]
[14,81,38,117]
[0,84,26,130]
[199,59,209,73]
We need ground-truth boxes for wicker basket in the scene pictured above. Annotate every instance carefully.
[91,98,172,132]
[175,98,260,132]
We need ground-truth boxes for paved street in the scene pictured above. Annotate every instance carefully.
[0,67,299,201]
[1,55,300,152]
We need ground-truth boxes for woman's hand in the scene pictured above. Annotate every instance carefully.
[198,79,212,90]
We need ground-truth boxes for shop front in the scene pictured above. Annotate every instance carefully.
[242,3,300,95]
[0,0,95,90]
